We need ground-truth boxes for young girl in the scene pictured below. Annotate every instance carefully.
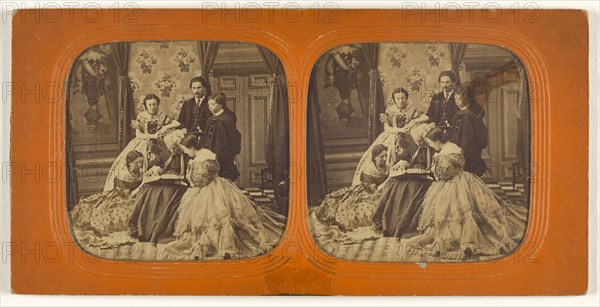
[352,88,428,185]
[159,149,286,260]
[103,94,180,192]
[403,127,528,261]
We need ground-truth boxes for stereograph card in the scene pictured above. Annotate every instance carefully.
[7,6,589,296]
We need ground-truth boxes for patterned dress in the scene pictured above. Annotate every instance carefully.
[103,111,173,192]
[404,142,528,260]
[69,164,142,248]
[352,104,421,185]
[310,162,389,244]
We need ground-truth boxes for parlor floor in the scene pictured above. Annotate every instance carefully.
[73,182,528,263]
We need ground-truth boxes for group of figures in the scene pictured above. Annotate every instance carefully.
[70,76,286,260]
[310,71,528,261]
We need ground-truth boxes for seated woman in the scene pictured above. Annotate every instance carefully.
[159,149,286,260]
[352,87,427,185]
[403,127,528,261]
[69,150,144,248]
[373,123,435,239]
[128,129,193,246]
[309,144,389,244]
[103,94,180,192]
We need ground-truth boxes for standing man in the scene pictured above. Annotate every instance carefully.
[204,92,242,181]
[426,71,460,133]
[178,76,212,137]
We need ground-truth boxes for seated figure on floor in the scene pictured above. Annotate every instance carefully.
[309,144,390,245]
[69,150,144,248]
[402,127,528,261]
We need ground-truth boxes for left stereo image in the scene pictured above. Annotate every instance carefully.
[65,41,290,261]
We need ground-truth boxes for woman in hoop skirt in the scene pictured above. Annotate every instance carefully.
[373,123,435,239]
[403,127,528,261]
[352,87,428,186]
[158,149,286,260]
[103,94,180,192]
[69,150,144,248]
[309,144,390,244]
[127,129,191,246]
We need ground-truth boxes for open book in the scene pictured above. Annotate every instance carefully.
[143,165,186,184]
[388,161,432,178]
[143,173,185,183]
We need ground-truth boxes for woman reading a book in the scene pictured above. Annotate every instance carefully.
[373,123,435,239]
[128,129,194,246]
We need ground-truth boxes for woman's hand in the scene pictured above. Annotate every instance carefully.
[145,166,162,177]
[157,127,169,137]
[391,160,409,172]
[379,113,388,124]
[365,182,378,193]
[395,127,407,134]
[158,126,168,134]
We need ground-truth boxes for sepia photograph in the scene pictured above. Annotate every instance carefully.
[307,42,531,262]
[65,41,289,261]
[5,3,593,298]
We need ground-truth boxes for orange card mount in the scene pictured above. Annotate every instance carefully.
[10,9,588,295]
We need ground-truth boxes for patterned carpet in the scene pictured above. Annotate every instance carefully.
[311,180,530,263]
[486,181,528,204]
[75,187,280,262]
[75,182,529,263]
[242,187,279,211]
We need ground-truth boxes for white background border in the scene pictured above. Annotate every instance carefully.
[1,1,598,305]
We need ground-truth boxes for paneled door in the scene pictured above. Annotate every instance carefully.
[216,74,271,187]
[478,81,520,180]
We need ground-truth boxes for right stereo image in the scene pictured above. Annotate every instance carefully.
[307,42,531,263]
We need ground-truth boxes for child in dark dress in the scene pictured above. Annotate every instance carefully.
[203,92,242,181]
[450,85,488,177]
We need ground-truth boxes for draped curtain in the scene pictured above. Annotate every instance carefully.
[449,43,467,85]
[256,46,289,201]
[517,62,531,200]
[112,42,136,150]
[197,42,220,78]
[307,69,327,205]
[66,67,79,210]
[360,43,385,141]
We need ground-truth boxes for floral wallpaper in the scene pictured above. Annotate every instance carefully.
[378,43,452,113]
[128,41,203,118]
